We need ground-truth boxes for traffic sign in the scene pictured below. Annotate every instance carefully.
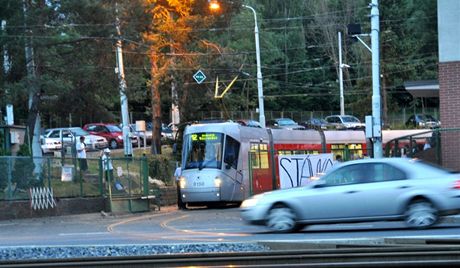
[193,70,207,84]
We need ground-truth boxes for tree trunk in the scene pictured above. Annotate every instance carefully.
[150,60,162,155]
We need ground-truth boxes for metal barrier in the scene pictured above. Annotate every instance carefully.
[383,128,460,166]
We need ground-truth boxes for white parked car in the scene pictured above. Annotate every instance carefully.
[240,158,460,233]
[325,115,365,130]
[40,129,62,154]
[41,127,108,154]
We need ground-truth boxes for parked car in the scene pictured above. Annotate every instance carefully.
[301,118,329,130]
[324,115,365,130]
[41,127,108,154]
[161,124,174,140]
[240,158,460,233]
[128,124,152,145]
[40,129,62,154]
[83,123,137,149]
[266,118,305,130]
[405,114,441,129]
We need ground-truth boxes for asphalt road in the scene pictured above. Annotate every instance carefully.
[1,206,460,247]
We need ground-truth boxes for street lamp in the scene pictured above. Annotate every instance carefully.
[209,1,265,128]
[242,5,265,128]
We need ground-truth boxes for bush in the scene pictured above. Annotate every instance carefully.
[146,154,175,186]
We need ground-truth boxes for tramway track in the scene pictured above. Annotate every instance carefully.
[3,245,460,268]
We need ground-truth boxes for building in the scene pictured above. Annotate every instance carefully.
[438,0,460,170]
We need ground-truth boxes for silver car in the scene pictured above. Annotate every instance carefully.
[325,115,365,130]
[41,127,108,153]
[240,158,460,233]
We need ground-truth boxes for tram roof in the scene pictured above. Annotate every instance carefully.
[323,130,366,144]
[184,122,255,139]
[270,128,322,143]
[381,129,432,143]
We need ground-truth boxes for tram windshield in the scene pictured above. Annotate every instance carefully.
[184,132,223,170]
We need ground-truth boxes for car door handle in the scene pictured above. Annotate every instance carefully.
[398,186,411,189]
[345,190,358,194]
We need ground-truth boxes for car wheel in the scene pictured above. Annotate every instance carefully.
[266,204,298,233]
[404,200,438,229]
[109,139,118,149]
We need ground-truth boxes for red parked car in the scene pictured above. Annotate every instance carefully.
[83,123,131,149]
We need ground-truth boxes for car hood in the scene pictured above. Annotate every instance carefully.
[259,184,316,200]
[79,135,107,143]
[278,124,305,130]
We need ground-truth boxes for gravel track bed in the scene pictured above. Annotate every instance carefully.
[0,243,269,260]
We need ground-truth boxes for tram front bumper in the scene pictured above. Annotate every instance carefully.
[181,187,221,203]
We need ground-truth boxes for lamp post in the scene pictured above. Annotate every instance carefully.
[209,1,265,127]
[242,5,265,128]
[337,31,350,116]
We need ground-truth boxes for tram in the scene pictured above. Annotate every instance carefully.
[178,121,433,207]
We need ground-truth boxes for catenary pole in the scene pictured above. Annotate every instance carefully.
[338,31,345,116]
[115,4,132,156]
[371,0,382,158]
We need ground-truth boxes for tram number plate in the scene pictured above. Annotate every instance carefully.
[193,181,205,187]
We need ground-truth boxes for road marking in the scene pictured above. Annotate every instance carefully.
[58,232,108,236]
[107,211,174,232]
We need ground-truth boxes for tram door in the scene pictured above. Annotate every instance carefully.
[223,135,243,201]
[249,142,273,195]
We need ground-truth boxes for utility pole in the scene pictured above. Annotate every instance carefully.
[171,77,180,133]
[370,0,382,158]
[22,0,42,159]
[115,3,132,157]
[338,31,345,116]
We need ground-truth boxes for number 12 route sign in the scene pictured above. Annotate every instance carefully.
[193,70,207,84]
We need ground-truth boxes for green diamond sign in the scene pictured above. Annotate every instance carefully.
[193,70,207,84]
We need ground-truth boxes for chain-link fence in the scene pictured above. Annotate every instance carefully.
[0,156,150,202]
[40,108,440,130]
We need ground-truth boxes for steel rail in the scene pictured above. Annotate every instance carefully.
[3,246,460,268]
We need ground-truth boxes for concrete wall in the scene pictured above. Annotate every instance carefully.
[0,197,105,221]
[0,187,178,220]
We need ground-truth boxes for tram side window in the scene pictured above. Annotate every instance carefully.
[224,136,240,169]
[250,143,269,169]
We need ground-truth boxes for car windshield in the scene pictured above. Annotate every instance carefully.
[278,118,297,125]
[420,115,437,121]
[342,116,360,123]
[69,127,89,136]
[162,127,172,133]
[107,125,122,132]
[183,132,223,170]
[311,119,326,124]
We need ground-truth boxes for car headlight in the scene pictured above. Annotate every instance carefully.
[117,135,123,140]
[214,177,222,187]
[241,194,264,208]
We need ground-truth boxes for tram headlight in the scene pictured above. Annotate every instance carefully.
[214,177,222,188]
[179,176,186,189]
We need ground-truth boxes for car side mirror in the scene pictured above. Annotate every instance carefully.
[313,180,326,188]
